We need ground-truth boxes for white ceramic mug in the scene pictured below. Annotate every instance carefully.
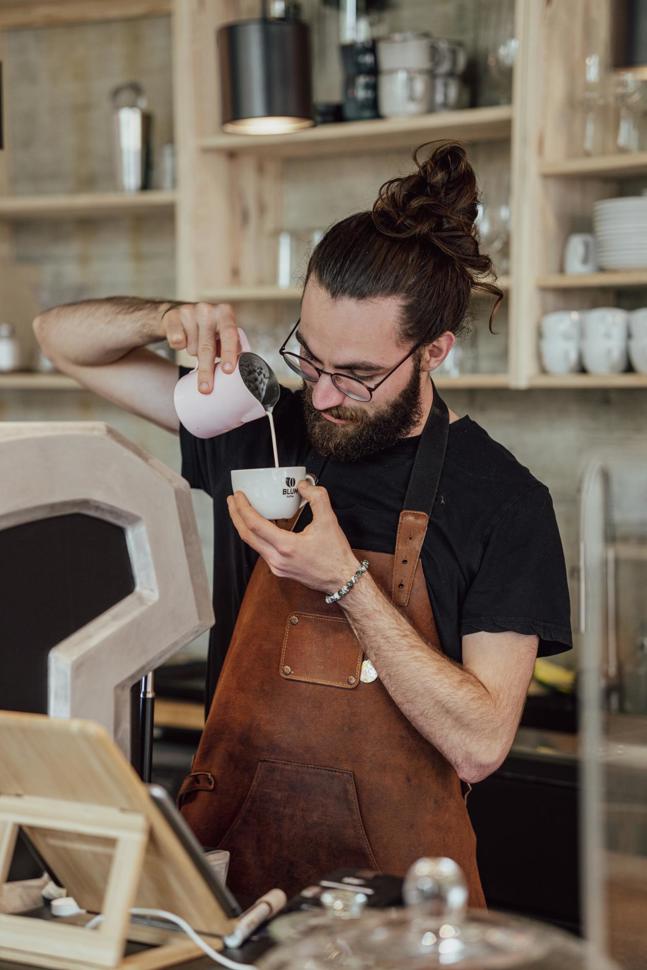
[629,338,647,374]
[581,340,628,374]
[629,308,647,340]
[539,338,581,374]
[582,307,629,342]
[378,68,432,117]
[540,310,581,341]
[231,466,316,520]
[563,233,597,274]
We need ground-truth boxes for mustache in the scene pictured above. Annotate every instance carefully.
[304,386,365,423]
[320,405,365,422]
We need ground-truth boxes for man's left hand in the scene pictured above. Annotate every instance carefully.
[227,480,360,594]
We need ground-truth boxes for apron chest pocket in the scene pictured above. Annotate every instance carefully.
[280,611,363,689]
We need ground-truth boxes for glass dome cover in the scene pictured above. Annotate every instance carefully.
[260,859,619,970]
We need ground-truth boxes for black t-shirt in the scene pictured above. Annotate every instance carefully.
[179,377,573,706]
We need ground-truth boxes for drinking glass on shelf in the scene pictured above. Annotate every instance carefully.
[475,0,517,107]
[614,73,647,153]
[276,228,325,288]
[579,80,613,156]
[476,199,510,276]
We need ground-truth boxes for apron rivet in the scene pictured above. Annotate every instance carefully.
[347,675,357,686]
[283,665,293,675]
[289,615,299,625]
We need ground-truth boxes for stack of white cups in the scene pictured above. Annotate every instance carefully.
[629,309,647,373]
[581,308,628,374]
[539,311,581,374]
[539,308,645,375]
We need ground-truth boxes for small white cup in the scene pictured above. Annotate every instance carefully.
[629,308,647,340]
[539,338,581,374]
[582,307,629,342]
[581,340,628,374]
[540,310,581,341]
[629,337,647,374]
[564,233,597,274]
[231,466,316,520]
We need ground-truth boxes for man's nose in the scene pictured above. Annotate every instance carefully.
[311,373,346,411]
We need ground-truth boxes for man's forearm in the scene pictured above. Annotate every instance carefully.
[339,574,506,782]
[34,296,177,367]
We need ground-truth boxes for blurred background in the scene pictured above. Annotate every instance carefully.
[0,1,646,966]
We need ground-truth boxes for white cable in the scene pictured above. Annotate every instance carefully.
[84,907,257,970]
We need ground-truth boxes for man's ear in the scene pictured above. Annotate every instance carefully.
[422,331,456,372]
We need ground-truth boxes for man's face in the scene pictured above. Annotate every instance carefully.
[296,279,426,462]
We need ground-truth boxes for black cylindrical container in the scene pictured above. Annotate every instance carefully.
[218,18,313,132]
[613,0,647,75]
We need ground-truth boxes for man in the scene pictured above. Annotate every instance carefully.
[35,143,571,907]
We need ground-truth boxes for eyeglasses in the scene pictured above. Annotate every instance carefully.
[278,318,432,403]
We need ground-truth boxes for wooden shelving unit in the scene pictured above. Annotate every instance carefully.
[200,105,513,158]
[0,190,177,220]
[537,271,647,289]
[529,374,647,389]
[1,1,643,394]
[541,152,647,178]
[199,277,511,304]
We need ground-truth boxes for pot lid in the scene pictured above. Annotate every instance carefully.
[261,858,619,970]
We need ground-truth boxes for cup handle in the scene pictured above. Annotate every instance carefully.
[297,474,318,509]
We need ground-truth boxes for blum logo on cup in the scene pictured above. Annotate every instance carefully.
[231,467,316,520]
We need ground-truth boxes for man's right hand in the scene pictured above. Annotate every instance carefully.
[161,301,241,395]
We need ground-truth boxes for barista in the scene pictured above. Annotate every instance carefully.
[34,143,572,906]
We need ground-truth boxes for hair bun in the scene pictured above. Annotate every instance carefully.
[373,140,480,249]
[372,141,496,294]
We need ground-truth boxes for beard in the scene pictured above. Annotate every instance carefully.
[302,355,424,462]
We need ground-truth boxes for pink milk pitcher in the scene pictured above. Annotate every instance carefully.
[173,328,278,439]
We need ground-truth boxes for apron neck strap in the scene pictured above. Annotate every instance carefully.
[392,381,449,607]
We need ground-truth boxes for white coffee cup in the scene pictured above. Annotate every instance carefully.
[629,337,647,374]
[231,466,316,520]
[540,310,581,341]
[581,340,628,374]
[539,338,581,374]
[582,307,629,342]
[629,308,647,340]
[563,233,597,274]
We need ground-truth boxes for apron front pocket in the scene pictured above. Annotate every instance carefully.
[219,759,379,901]
[280,612,363,689]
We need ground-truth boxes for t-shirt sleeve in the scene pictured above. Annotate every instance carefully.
[178,366,212,493]
[460,484,572,656]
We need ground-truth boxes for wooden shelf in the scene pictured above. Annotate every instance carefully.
[537,271,647,289]
[541,152,647,178]
[199,106,513,158]
[0,373,80,390]
[199,277,511,304]
[529,373,647,389]
[199,286,302,303]
[0,190,177,220]
[434,374,510,389]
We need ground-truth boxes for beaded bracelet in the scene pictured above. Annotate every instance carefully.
[325,560,369,605]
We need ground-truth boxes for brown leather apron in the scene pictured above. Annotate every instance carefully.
[179,390,485,909]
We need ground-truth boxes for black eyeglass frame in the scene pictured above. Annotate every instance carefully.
[278,318,434,402]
